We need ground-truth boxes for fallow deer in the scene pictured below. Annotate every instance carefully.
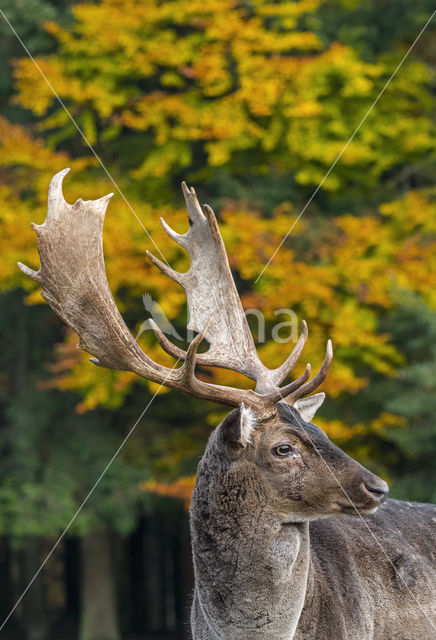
[20,169,436,639]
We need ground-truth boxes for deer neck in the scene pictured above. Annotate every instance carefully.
[190,442,311,640]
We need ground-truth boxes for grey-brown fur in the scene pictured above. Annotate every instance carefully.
[190,404,436,639]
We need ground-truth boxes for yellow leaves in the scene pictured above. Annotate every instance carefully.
[80,110,97,145]
[204,142,229,166]
[333,193,436,309]
[402,131,432,152]
[0,186,37,290]
[369,412,406,431]
[286,100,323,118]
[7,0,374,180]
[14,58,104,116]
[0,117,92,290]
[256,0,324,22]
[0,116,69,176]
[12,0,436,190]
[10,0,434,191]
[380,191,436,233]
[12,58,58,116]
[317,412,405,444]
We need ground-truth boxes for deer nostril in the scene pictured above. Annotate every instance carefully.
[362,479,389,503]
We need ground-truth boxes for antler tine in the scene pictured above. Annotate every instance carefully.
[160,217,187,248]
[46,167,72,221]
[146,250,186,287]
[182,181,206,224]
[267,320,308,387]
[148,317,264,378]
[286,340,333,403]
[178,320,211,385]
[148,318,186,360]
[17,260,40,282]
[264,363,311,404]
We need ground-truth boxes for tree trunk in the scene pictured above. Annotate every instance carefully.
[0,537,11,624]
[64,537,80,619]
[79,531,120,640]
[19,537,49,640]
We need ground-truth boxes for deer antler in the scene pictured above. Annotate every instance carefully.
[147,182,332,397]
[18,169,332,418]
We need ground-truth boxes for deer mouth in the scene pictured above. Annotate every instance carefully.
[335,502,379,516]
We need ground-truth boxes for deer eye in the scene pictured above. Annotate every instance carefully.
[272,444,294,458]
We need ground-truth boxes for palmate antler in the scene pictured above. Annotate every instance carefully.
[18,169,332,419]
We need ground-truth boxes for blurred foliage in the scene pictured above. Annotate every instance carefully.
[0,0,436,539]
[372,295,436,502]
[12,0,436,201]
[140,476,196,509]
[0,290,209,537]
[0,0,73,118]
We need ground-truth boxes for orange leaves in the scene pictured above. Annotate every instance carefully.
[139,476,196,507]
[3,108,435,420]
[34,327,138,413]
[191,43,232,97]
[0,116,71,179]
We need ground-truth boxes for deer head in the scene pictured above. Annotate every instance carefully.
[19,169,388,519]
[207,402,388,524]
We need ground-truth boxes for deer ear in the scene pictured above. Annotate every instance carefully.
[294,393,325,422]
[220,403,258,457]
[238,403,258,445]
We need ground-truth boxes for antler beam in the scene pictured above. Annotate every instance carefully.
[19,169,332,418]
